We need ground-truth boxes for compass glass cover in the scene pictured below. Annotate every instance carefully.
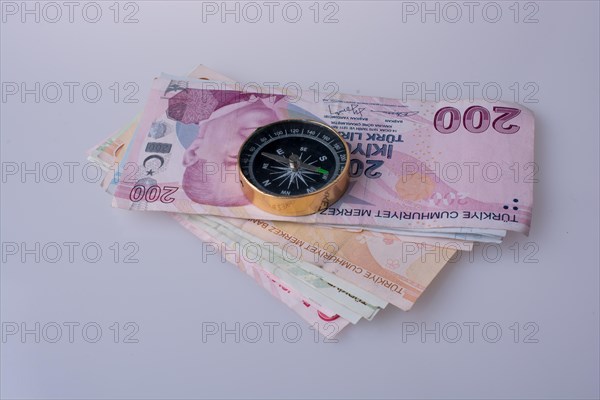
[239,120,348,197]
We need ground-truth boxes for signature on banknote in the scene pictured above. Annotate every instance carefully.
[327,103,366,117]
[371,110,420,118]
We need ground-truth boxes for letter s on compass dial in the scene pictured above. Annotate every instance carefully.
[238,119,350,216]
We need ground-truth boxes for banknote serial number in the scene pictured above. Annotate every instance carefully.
[434,106,521,134]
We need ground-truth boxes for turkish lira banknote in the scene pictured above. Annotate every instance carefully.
[109,74,534,241]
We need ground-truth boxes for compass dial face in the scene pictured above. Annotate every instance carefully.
[239,120,349,197]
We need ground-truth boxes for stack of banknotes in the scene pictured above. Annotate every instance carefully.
[88,65,534,337]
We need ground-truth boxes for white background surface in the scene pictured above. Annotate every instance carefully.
[1,1,599,399]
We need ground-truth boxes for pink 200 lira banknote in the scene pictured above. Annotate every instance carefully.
[110,74,534,236]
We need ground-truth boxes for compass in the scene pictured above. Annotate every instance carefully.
[238,119,350,216]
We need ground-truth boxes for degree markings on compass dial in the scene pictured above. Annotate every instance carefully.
[240,122,347,197]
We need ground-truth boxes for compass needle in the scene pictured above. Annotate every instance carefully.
[261,152,290,166]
